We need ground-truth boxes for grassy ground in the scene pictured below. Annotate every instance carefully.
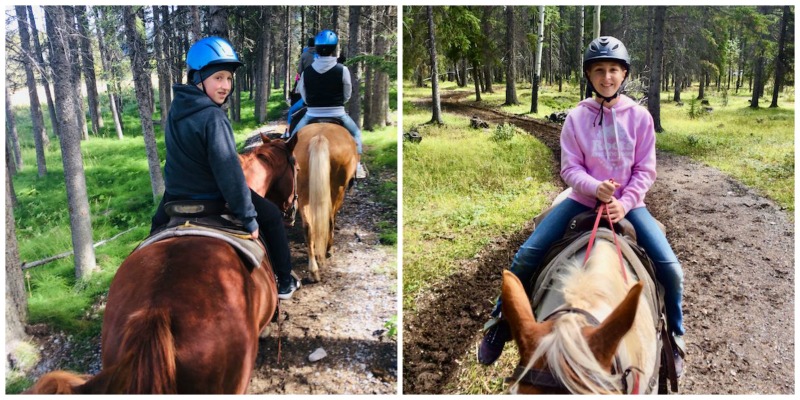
[408,80,794,212]
[10,90,291,338]
[402,99,559,312]
[403,79,794,394]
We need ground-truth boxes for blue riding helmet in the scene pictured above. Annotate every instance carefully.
[186,37,243,83]
[315,30,338,56]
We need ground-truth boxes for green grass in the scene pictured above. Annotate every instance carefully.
[656,90,794,211]
[10,89,290,339]
[402,101,559,312]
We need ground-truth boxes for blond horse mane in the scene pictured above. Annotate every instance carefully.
[511,239,656,394]
[308,134,332,265]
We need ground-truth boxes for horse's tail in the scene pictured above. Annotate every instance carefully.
[117,308,177,393]
[308,134,332,264]
[23,309,176,394]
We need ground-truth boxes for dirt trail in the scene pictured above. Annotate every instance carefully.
[248,125,398,393]
[23,123,398,395]
[403,95,794,394]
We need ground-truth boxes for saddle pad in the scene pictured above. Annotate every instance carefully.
[530,229,662,328]
[136,223,266,269]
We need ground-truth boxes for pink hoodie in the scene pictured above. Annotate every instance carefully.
[560,94,656,214]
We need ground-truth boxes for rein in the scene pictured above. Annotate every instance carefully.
[584,203,628,284]
[282,154,299,226]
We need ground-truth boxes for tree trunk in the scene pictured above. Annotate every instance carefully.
[504,6,519,105]
[44,6,97,279]
[473,61,482,101]
[159,7,174,119]
[254,14,271,124]
[481,7,495,93]
[93,6,124,139]
[332,6,340,34]
[64,6,89,141]
[577,6,587,98]
[647,6,666,133]
[593,6,601,39]
[6,88,23,171]
[750,47,765,108]
[75,6,104,136]
[427,6,443,124]
[283,6,291,101]
[15,6,48,177]
[347,6,362,129]
[362,7,376,131]
[123,6,165,202]
[6,164,28,348]
[191,6,202,41]
[770,5,790,108]
[27,5,59,140]
[531,6,545,114]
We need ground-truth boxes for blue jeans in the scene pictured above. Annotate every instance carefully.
[291,113,362,155]
[287,98,305,126]
[495,198,685,336]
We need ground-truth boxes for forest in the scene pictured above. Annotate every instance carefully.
[6,5,398,393]
[404,5,794,125]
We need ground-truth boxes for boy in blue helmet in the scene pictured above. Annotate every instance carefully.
[290,29,367,179]
[150,36,300,299]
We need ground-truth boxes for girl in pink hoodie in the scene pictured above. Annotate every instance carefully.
[479,37,685,376]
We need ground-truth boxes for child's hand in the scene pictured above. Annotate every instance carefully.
[604,198,626,223]
[251,230,259,240]
[596,179,621,203]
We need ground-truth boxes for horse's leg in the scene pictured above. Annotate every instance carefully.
[303,214,321,283]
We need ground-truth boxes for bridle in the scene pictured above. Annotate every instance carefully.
[506,307,646,394]
[280,152,299,227]
[506,203,649,394]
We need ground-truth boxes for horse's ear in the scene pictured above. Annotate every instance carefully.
[585,281,643,369]
[285,132,298,152]
[501,270,550,351]
[260,132,271,143]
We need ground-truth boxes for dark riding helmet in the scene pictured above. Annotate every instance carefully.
[314,30,338,57]
[583,36,630,77]
[186,36,243,85]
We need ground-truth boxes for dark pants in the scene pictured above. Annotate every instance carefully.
[151,190,293,285]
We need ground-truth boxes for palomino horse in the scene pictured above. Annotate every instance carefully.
[290,123,358,282]
[501,236,659,394]
[25,135,297,394]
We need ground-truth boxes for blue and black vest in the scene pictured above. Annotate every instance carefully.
[303,64,345,107]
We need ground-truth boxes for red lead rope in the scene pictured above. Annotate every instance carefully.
[583,203,628,284]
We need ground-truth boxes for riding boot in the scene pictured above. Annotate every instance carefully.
[671,334,686,378]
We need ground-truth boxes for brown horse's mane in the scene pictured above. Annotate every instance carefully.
[242,141,290,169]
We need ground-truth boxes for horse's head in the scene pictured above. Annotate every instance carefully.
[501,269,644,394]
[241,133,299,225]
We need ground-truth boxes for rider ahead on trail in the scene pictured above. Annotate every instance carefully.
[477,36,686,375]
[290,29,367,179]
[150,36,299,299]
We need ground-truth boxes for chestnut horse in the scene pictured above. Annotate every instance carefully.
[25,135,297,394]
[290,123,358,282]
[501,238,659,394]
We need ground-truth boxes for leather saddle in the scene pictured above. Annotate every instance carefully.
[137,200,268,270]
[308,116,345,127]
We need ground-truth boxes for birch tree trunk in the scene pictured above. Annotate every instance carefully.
[531,6,545,114]
[64,6,89,141]
[44,5,97,279]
